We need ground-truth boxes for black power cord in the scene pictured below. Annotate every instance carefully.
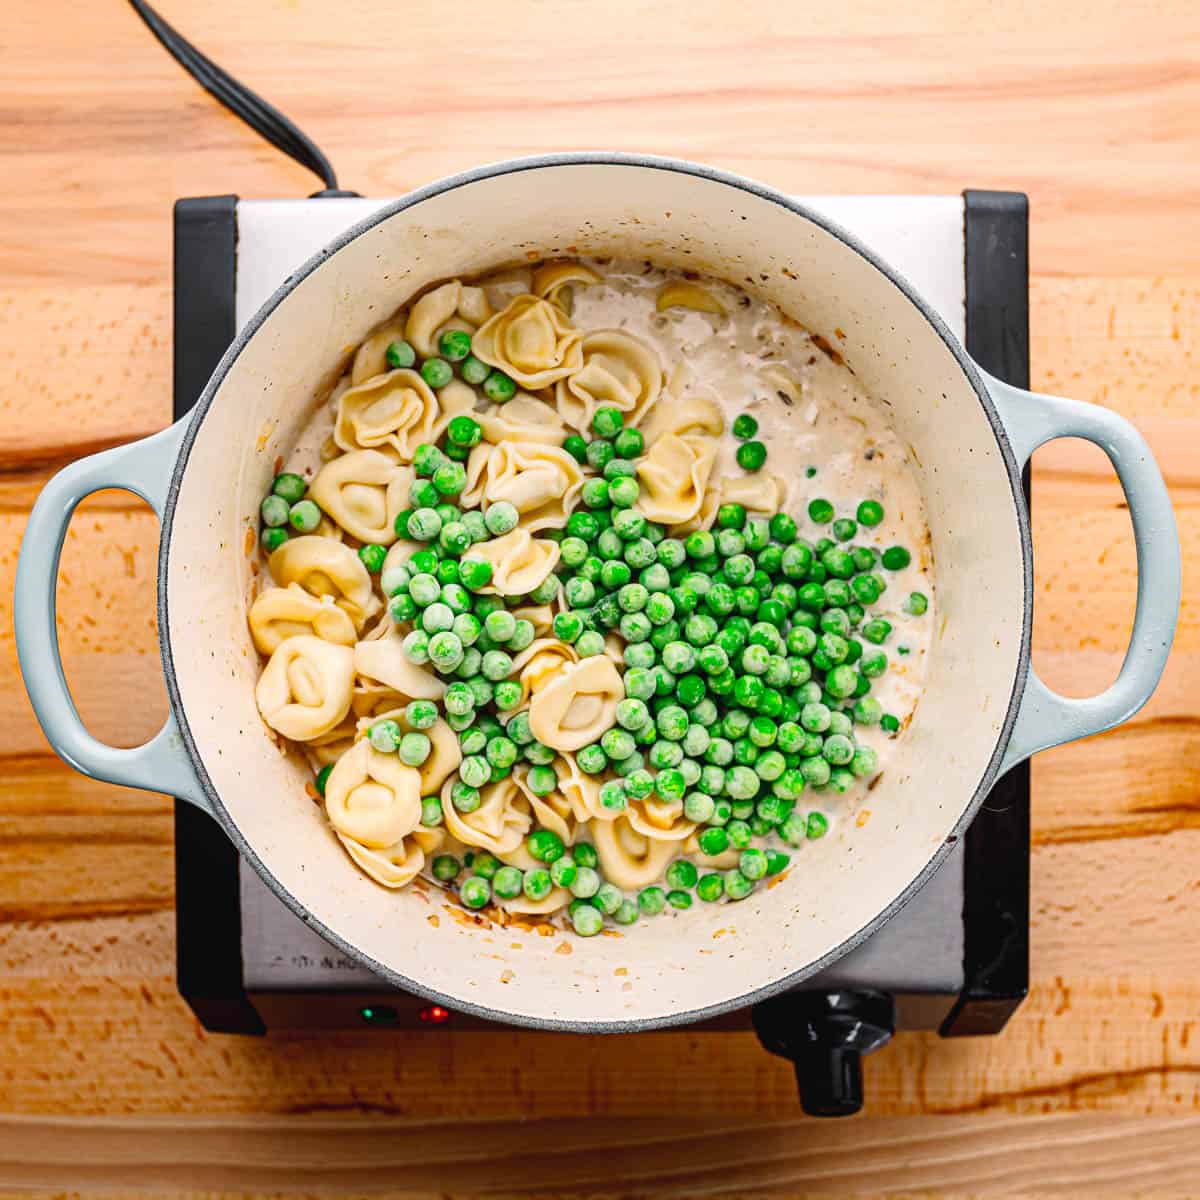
[127,0,358,197]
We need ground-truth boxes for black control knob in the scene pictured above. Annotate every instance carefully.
[752,989,895,1117]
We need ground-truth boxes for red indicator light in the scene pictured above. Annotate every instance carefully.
[418,1004,451,1025]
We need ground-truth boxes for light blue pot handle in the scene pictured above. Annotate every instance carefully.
[984,371,1180,774]
[14,420,211,814]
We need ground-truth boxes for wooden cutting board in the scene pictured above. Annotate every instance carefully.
[1,0,1197,1194]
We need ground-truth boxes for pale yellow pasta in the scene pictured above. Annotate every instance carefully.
[308,449,411,545]
[248,583,357,656]
[471,294,583,389]
[636,433,718,525]
[592,816,678,890]
[532,260,601,312]
[351,320,407,385]
[405,280,463,357]
[338,826,443,889]
[462,441,583,532]
[510,602,556,637]
[514,765,584,846]
[475,394,567,447]
[324,738,422,848]
[759,362,803,405]
[334,371,474,459]
[269,535,380,629]
[255,635,355,742]
[641,395,724,446]
[626,797,696,842]
[555,329,662,433]
[656,280,727,317]
[351,678,407,719]
[510,639,579,708]
[681,471,789,534]
[528,655,622,752]
[441,775,532,857]
[498,887,571,916]
[463,527,560,597]
[354,622,447,702]
[553,753,609,823]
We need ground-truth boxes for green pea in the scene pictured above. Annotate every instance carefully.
[666,859,699,890]
[271,472,307,504]
[385,339,416,370]
[637,886,667,915]
[260,494,290,528]
[550,855,578,889]
[723,869,754,900]
[482,370,516,403]
[260,526,289,552]
[586,438,615,472]
[613,899,640,925]
[904,591,929,615]
[882,545,912,570]
[563,434,589,464]
[315,763,333,796]
[525,764,558,796]
[432,854,460,882]
[459,353,491,384]
[572,904,604,936]
[491,865,524,900]
[736,440,767,471]
[575,630,606,657]
[695,873,724,902]
[684,792,716,823]
[860,650,888,679]
[437,328,472,362]
[832,518,858,543]
[591,406,625,439]
[286,499,320,533]
[420,357,453,389]
[570,866,601,899]
[367,719,401,753]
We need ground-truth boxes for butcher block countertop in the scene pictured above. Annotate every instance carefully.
[3,0,1199,1194]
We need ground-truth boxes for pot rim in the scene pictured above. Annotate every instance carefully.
[158,152,1034,1032]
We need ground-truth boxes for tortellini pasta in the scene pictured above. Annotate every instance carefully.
[324,738,422,848]
[247,583,357,656]
[405,280,493,357]
[350,320,407,385]
[462,527,560,597]
[462,441,584,532]
[641,394,724,447]
[528,655,623,753]
[510,639,579,708]
[656,280,727,317]
[475,394,567,447]
[514,765,584,846]
[269,535,380,629]
[334,372,474,459]
[532,260,601,312]
[308,449,411,546]
[354,621,447,701]
[441,775,532,857]
[592,816,678,891]
[636,432,718,526]
[472,294,583,389]
[555,330,663,433]
[255,635,355,742]
[338,826,444,890]
[682,472,790,534]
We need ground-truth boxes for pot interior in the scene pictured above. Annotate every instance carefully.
[165,160,1027,1027]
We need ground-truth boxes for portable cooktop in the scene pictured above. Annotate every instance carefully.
[172,189,1031,1117]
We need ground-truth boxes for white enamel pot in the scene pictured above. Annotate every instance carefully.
[15,155,1180,1031]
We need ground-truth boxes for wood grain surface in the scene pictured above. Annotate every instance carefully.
[3,0,1198,1194]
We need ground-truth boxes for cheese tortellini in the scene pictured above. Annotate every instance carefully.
[472,294,583,389]
[268,536,380,629]
[555,330,663,433]
[462,440,584,532]
[255,635,355,742]
[248,583,357,656]
[334,373,474,459]
[442,775,533,857]
[528,655,623,752]
[592,816,678,891]
[308,450,411,546]
[324,738,422,848]
[462,527,560,597]
[636,432,718,526]
[475,394,567,446]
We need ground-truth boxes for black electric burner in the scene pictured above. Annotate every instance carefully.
[173,189,1030,1116]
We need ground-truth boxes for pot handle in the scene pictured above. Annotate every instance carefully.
[984,371,1180,773]
[14,420,211,813]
